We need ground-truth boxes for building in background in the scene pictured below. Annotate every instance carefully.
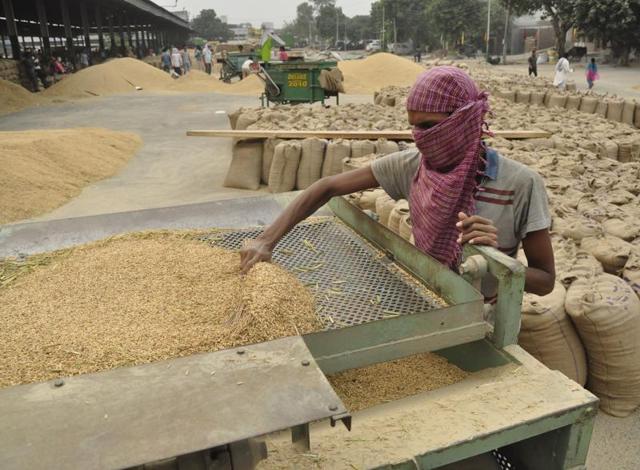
[173,10,189,23]
[230,23,251,41]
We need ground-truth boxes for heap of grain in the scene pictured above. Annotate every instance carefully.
[0,78,41,115]
[0,128,142,224]
[0,233,319,388]
[336,52,424,94]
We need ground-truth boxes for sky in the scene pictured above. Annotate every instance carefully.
[151,0,374,27]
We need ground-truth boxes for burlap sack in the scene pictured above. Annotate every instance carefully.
[236,112,258,130]
[268,141,302,193]
[375,138,400,155]
[296,138,327,190]
[596,100,608,117]
[579,96,598,114]
[602,219,640,241]
[318,68,345,94]
[606,99,624,122]
[262,138,283,184]
[635,105,640,129]
[497,89,516,101]
[342,153,377,172]
[321,139,351,177]
[519,283,588,385]
[566,95,582,110]
[516,90,531,104]
[227,108,244,129]
[558,216,602,241]
[376,196,396,227]
[388,200,409,234]
[383,96,396,107]
[604,188,636,205]
[618,142,634,163]
[223,140,263,190]
[351,140,376,159]
[581,235,633,274]
[557,251,604,287]
[623,251,640,299]
[598,140,619,160]
[622,100,636,126]
[547,94,567,109]
[357,189,387,212]
[374,92,383,105]
[530,91,546,106]
[565,274,640,417]
[399,214,413,241]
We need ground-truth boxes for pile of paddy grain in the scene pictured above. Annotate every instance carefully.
[0,233,319,388]
[43,58,172,98]
[338,53,424,94]
[0,78,41,115]
[170,70,264,95]
[0,128,141,224]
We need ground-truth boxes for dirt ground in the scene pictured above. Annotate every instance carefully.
[0,82,638,468]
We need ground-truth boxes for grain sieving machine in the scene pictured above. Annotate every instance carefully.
[0,194,598,470]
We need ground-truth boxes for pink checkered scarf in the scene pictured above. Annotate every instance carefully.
[407,66,491,269]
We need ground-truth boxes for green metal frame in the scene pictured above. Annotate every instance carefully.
[260,60,339,106]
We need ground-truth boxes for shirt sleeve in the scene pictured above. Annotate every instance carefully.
[370,149,420,201]
[518,170,552,239]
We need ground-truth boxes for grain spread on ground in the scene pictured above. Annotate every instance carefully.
[337,53,424,94]
[329,353,469,412]
[0,232,319,388]
[0,128,142,224]
[169,70,264,95]
[0,78,42,115]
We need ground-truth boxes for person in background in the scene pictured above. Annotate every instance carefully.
[22,49,39,92]
[79,48,90,69]
[242,58,256,78]
[553,53,572,90]
[35,50,49,88]
[161,48,171,73]
[240,66,555,298]
[528,49,538,77]
[278,46,288,62]
[194,46,202,69]
[586,58,599,90]
[203,44,213,75]
[414,46,422,63]
[181,46,191,75]
[170,47,183,76]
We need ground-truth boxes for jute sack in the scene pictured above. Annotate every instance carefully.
[497,89,516,101]
[376,196,396,227]
[357,189,387,212]
[383,96,396,107]
[530,91,546,106]
[565,274,640,417]
[566,82,577,92]
[519,283,588,385]
[297,138,327,190]
[227,108,244,129]
[579,96,598,114]
[558,216,602,242]
[516,90,531,104]
[388,200,410,234]
[236,112,259,130]
[622,100,636,126]
[623,250,640,299]
[547,94,567,109]
[268,141,302,193]
[351,140,376,159]
[635,105,640,129]
[618,142,634,163]
[602,219,640,241]
[375,138,400,155]
[557,251,604,288]
[374,92,384,105]
[399,214,413,241]
[596,100,608,117]
[581,235,633,274]
[322,139,351,177]
[566,95,582,110]
[342,153,377,172]
[262,138,284,184]
[223,140,263,190]
[606,99,624,122]
[598,140,619,160]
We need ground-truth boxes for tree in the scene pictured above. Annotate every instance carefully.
[574,0,640,65]
[499,0,533,63]
[190,10,232,41]
[425,0,485,51]
[536,0,577,56]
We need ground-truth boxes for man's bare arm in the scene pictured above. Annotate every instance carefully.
[521,229,555,296]
[240,167,379,273]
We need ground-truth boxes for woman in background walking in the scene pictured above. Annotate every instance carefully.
[553,53,572,90]
[586,58,599,89]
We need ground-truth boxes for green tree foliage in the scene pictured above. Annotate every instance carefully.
[190,9,232,41]
[573,0,640,65]
[529,0,577,55]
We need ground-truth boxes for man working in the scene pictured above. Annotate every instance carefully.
[553,53,572,90]
[242,58,256,79]
[528,49,538,77]
[240,67,555,296]
[202,45,213,75]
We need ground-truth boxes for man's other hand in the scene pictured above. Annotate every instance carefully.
[456,212,498,248]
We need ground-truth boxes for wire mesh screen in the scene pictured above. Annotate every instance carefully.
[200,219,446,330]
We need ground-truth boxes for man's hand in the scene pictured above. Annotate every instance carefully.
[240,238,273,274]
[456,212,498,247]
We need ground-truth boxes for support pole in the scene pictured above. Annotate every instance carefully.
[60,0,74,59]
[485,0,492,59]
[108,12,116,55]
[118,12,126,55]
[35,0,51,57]
[80,1,91,50]
[125,14,133,50]
[95,3,105,53]
[134,20,141,56]
[1,0,20,58]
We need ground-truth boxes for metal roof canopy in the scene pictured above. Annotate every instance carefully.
[1,0,190,30]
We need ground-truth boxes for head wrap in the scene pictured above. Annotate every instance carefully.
[407,66,491,268]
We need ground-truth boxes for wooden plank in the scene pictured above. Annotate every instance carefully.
[186,129,552,140]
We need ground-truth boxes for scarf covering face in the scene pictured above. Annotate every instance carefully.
[407,66,490,269]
